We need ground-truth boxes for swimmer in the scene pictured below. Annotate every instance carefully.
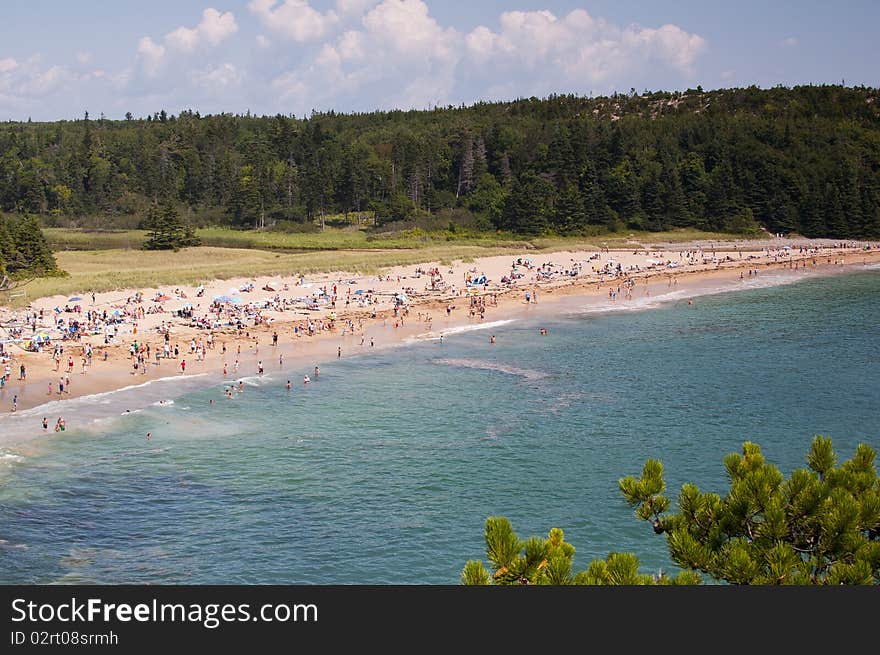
[42,417,48,430]
[146,432,152,440]
[338,346,342,358]
[314,366,319,378]
[304,375,310,384]
[286,380,291,390]
[490,335,496,344]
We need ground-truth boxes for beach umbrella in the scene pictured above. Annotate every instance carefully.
[68,296,82,302]
[112,309,123,316]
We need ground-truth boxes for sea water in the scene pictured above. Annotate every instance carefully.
[1,267,878,583]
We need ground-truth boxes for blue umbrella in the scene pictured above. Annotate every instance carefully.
[68,296,82,302]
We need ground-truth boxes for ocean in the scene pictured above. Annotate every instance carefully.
[1,265,879,583]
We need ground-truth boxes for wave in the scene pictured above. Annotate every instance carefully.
[433,358,549,381]
[0,450,23,464]
[409,319,518,342]
[5,373,210,419]
[577,272,813,316]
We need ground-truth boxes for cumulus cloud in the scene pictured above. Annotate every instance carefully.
[0,57,18,73]
[335,0,376,16]
[249,0,339,43]
[192,63,243,89]
[166,8,238,52]
[273,0,461,112]
[256,34,272,48]
[137,8,237,76]
[465,8,705,85]
[271,1,705,114]
[137,37,166,76]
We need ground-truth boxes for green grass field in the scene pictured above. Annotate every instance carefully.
[44,226,744,253]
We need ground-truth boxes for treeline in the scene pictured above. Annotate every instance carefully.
[0,213,61,278]
[1,84,879,238]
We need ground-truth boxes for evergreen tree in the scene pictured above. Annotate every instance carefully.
[463,437,880,585]
[497,172,554,235]
[142,203,201,251]
[9,214,59,275]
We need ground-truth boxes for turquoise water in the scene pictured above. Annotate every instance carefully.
[1,268,879,583]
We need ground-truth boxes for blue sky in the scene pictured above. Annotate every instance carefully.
[1,0,877,120]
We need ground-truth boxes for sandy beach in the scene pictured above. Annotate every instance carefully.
[1,237,878,422]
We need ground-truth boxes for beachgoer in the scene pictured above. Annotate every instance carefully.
[42,417,48,431]
[304,375,310,384]
[338,347,342,358]
[286,380,291,390]
[490,335,496,344]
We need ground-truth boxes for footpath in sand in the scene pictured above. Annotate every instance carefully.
[1,237,878,419]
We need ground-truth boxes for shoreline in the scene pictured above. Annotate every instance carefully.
[1,239,879,439]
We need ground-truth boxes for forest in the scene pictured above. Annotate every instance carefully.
[1,84,879,239]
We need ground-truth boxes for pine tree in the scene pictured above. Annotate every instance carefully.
[142,203,201,251]
[463,437,879,585]
[9,214,60,276]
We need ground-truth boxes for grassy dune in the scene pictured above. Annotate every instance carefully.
[11,227,746,306]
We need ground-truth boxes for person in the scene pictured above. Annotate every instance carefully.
[47,381,53,395]
[258,361,264,375]
[370,338,374,347]
[540,328,547,336]
[314,366,319,378]
[304,375,310,384]
[279,354,283,367]
[338,346,342,358]
[180,359,186,374]
[55,417,65,432]
[146,432,152,441]
[11,395,17,412]
[286,380,291,390]
[42,417,48,431]
[490,335,496,344]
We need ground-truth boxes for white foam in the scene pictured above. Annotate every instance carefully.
[410,319,518,342]
[6,374,210,419]
[434,358,549,381]
[0,451,23,464]
[578,273,812,316]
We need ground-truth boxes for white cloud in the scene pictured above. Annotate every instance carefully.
[192,63,242,89]
[76,52,92,65]
[465,9,705,85]
[249,0,339,43]
[166,8,238,52]
[335,0,376,16]
[272,0,461,112]
[137,37,166,76]
[256,34,271,48]
[781,36,798,47]
[272,2,705,114]
[18,65,67,96]
[0,57,18,73]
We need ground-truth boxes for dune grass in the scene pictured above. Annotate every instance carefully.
[12,227,749,307]
[12,244,527,304]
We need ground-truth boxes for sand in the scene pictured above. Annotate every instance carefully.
[1,237,878,419]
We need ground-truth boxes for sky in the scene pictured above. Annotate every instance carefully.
[0,0,877,121]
